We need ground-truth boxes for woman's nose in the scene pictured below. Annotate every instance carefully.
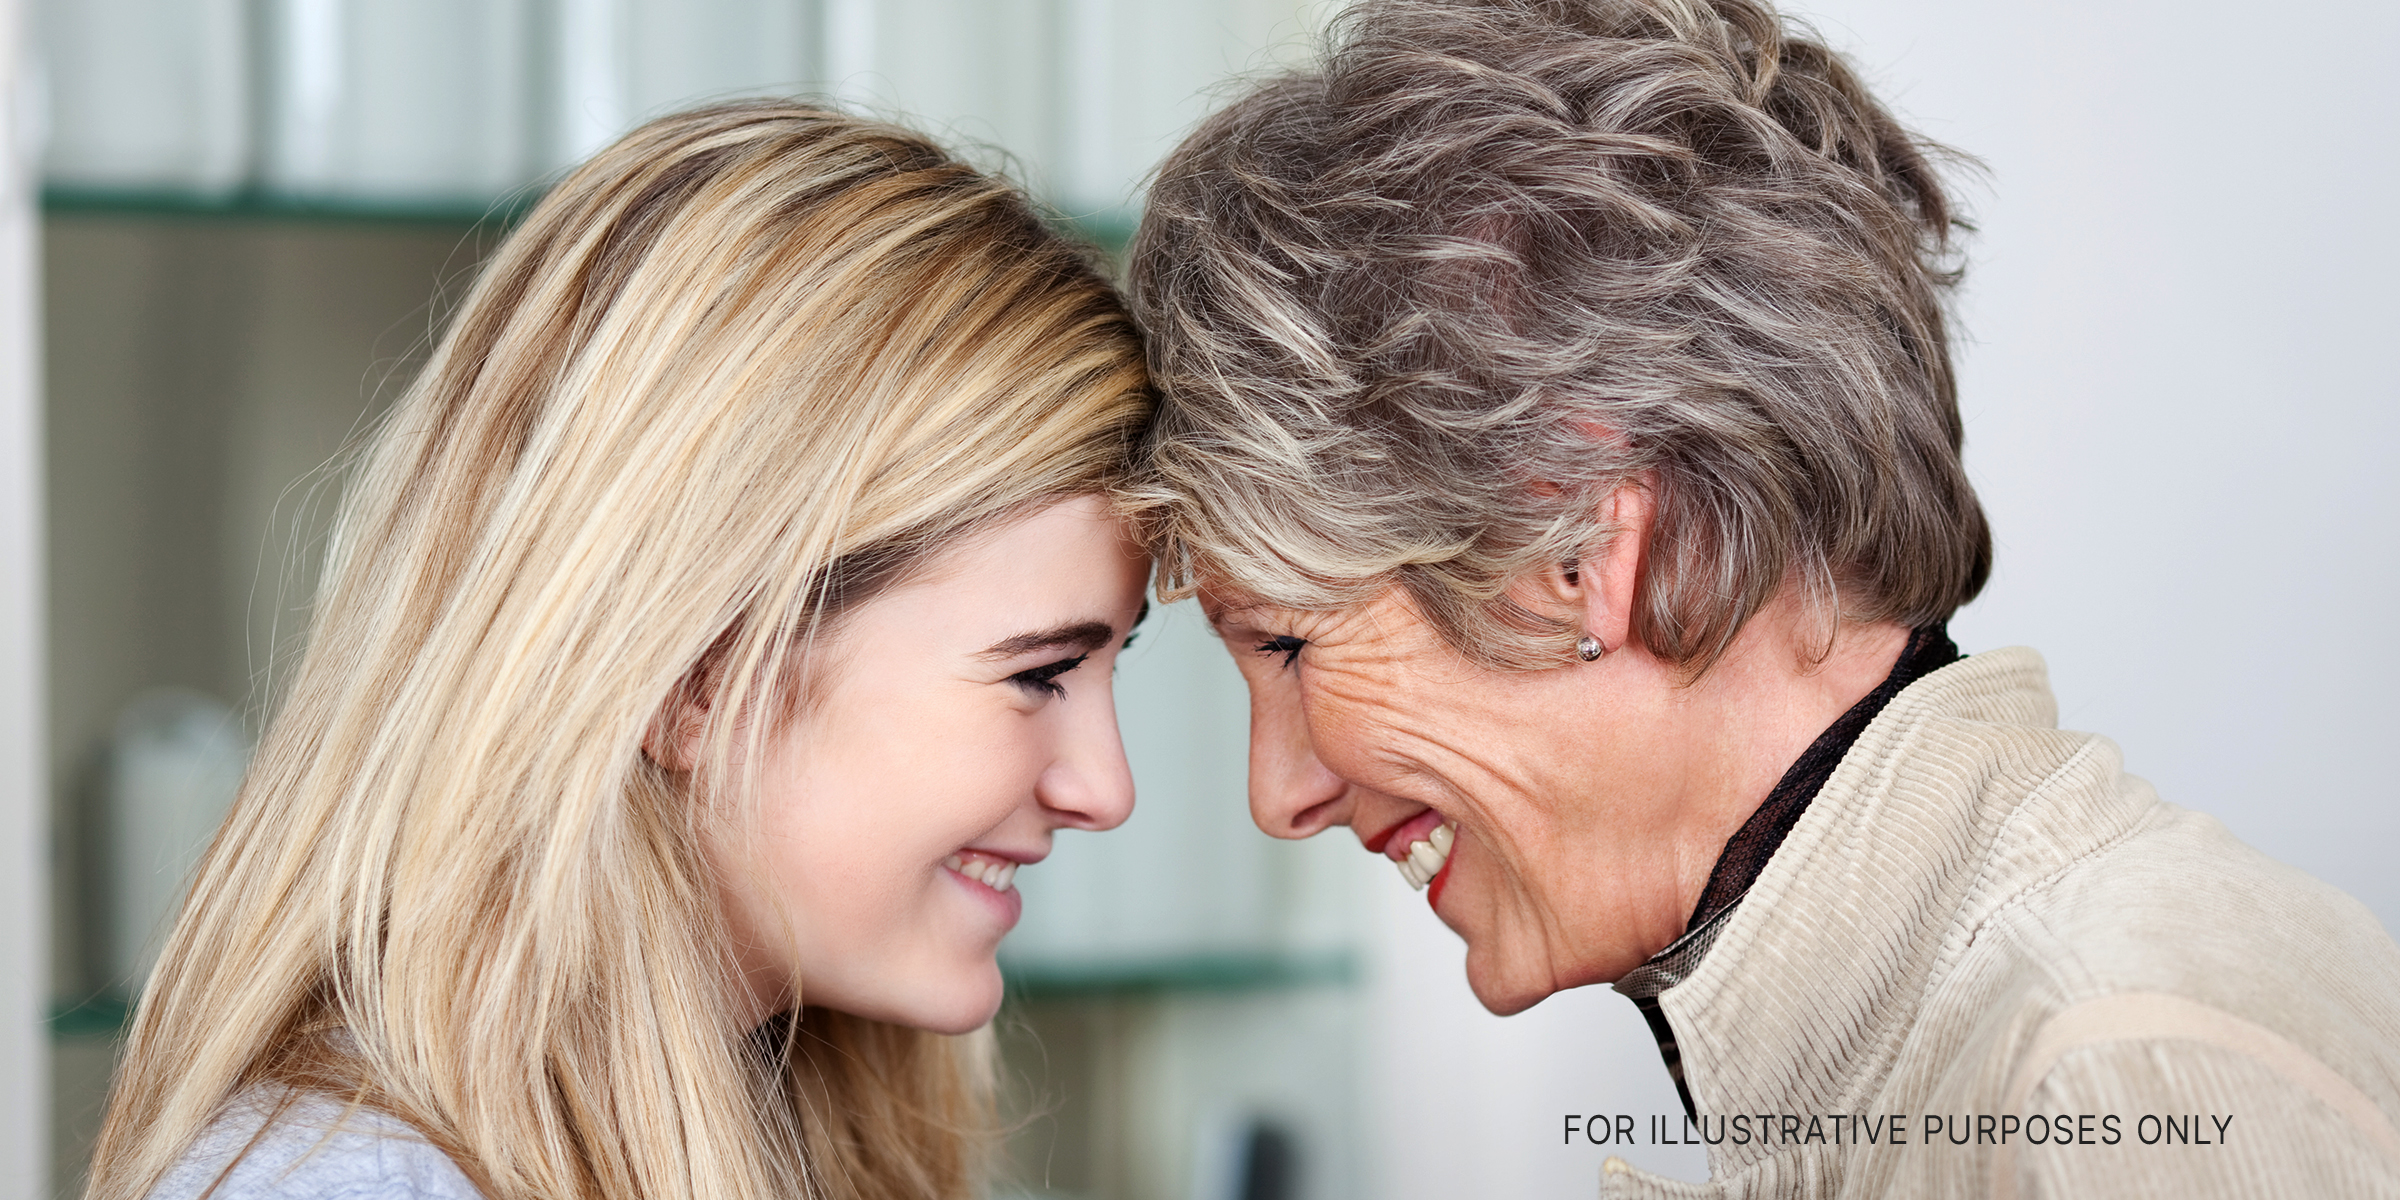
[1038,684,1137,831]
[1245,676,1349,839]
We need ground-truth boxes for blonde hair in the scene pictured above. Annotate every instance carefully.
[87,102,1149,1200]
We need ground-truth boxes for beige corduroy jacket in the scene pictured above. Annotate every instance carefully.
[1603,647,2400,1199]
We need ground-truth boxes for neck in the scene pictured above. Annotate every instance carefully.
[1601,597,1911,965]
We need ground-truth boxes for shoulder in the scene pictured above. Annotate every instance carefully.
[1931,794,2400,1193]
[1865,655,2400,1192]
[1961,761,2400,1081]
[146,1091,483,1200]
[1974,791,2400,1043]
[1892,652,2400,1032]
[1988,995,2400,1197]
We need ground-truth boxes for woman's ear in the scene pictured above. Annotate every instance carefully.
[1530,477,1651,653]
[641,675,711,773]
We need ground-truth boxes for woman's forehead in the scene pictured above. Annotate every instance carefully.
[1196,583,1327,631]
[1200,586,1423,643]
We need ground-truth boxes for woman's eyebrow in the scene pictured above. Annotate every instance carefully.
[978,620,1117,660]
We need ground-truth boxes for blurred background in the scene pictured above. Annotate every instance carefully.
[0,0,2395,1196]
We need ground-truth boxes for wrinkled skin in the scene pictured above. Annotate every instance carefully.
[1204,484,1909,1014]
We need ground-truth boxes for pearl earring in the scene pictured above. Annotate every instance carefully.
[1576,635,1605,661]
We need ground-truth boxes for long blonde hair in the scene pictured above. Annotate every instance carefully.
[86,102,1149,1200]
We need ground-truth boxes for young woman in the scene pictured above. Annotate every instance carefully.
[86,102,1151,1200]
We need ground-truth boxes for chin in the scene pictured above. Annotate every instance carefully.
[814,960,1005,1033]
[921,1015,995,1036]
[1464,950,1555,1017]
[913,999,1002,1035]
[904,964,1008,1035]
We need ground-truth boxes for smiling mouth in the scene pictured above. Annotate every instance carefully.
[944,851,1018,893]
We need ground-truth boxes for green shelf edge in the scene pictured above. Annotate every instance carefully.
[40,186,1136,253]
[41,185,539,228]
[47,949,1356,1039]
[1000,949,1357,999]
[48,991,132,1040]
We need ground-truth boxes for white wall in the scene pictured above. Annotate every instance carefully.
[0,0,48,1189]
[1817,0,2400,931]
[1360,2,2400,1196]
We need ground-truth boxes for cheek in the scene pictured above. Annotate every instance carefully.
[790,705,1053,891]
[927,709,1056,814]
[1297,679,1433,791]
[738,743,927,926]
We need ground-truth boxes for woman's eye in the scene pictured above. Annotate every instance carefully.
[1009,654,1089,698]
[1254,635,1306,670]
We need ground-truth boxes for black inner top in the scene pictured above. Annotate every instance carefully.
[1682,623,1962,936]
[1622,624,1962,1119]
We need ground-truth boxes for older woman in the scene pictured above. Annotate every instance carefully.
[1128,0,2400,1196]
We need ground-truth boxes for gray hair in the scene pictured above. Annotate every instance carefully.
[1128,0,1990,673]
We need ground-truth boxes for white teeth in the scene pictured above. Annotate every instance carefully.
[1409,840,1443,875]
[1393,822,1456,891]
[946,854,1017,892]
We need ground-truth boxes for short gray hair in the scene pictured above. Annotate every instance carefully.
[1129,0,1990,673]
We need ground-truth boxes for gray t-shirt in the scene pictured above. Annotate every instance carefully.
[146,1091,482,1200]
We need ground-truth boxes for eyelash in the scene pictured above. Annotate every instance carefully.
[1254,635,1306,670]
[1010,654,1090,698]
